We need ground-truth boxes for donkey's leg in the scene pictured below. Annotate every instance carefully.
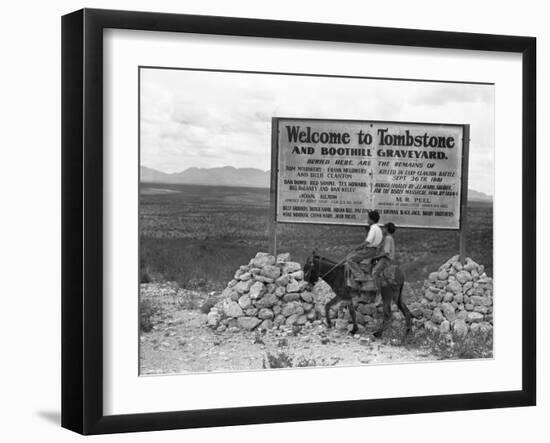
[347,293,359,335]
[325,295,341,328]
[396,284,413,335]
[373,287,392,338]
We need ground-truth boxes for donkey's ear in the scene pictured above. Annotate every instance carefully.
[312,249,317,256]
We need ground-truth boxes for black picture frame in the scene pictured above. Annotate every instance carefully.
[61,8,536,435]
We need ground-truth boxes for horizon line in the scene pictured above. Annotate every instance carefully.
[140,164,493,197]
[141,164,270,174]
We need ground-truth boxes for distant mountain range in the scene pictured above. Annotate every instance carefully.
[141,165,493,201]
[467,189,492,202]
[141,166,271,189]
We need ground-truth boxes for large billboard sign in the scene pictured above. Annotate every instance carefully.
[272,118,468,229]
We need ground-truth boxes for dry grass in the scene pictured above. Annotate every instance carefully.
[139,298,162,333]
[262,351,342,368]
[263,351,294,368]
[140,183,493,290]
[378,323,493,360]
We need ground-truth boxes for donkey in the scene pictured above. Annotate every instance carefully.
[303,252,412,337]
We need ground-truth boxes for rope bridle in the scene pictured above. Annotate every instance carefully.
[315,255,345,279]
[312,240,368,280]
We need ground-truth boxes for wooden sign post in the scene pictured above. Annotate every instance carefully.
[459,124,471,264]
[269,121,279,257]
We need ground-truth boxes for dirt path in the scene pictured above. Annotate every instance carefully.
[140,306,437,375]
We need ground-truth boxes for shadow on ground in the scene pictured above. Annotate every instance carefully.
[36,410,60,426]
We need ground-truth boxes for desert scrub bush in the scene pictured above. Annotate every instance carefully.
[175,290,204,311]
[277,338,289,347]
[173,287,219,312]
[262,351,341,369]
[436,329,493,359]
[395,327,493,360]
[139,255,152,283]
[263,351,294,369]
[294,356,319,367]
[200,295,218,314]
[140,269,151,284]
[185,277,209,290]
[253,330,265,345]
[295,356,342,367]
[139,298,162,333]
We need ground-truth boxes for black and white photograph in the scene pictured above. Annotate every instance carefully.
[138,67,494,375]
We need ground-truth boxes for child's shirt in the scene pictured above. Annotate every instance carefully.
[382,234,395,261]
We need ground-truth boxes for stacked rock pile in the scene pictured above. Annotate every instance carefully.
[331,294,387,332]
[207,252,331,332]
[411,255,493,336]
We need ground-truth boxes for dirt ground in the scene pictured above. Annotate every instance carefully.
[139,286,437,375]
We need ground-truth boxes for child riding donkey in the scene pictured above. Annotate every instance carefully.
[344,210,396,292]
[303,213,410,336]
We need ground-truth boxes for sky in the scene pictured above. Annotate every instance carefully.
[140,68,494,195]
